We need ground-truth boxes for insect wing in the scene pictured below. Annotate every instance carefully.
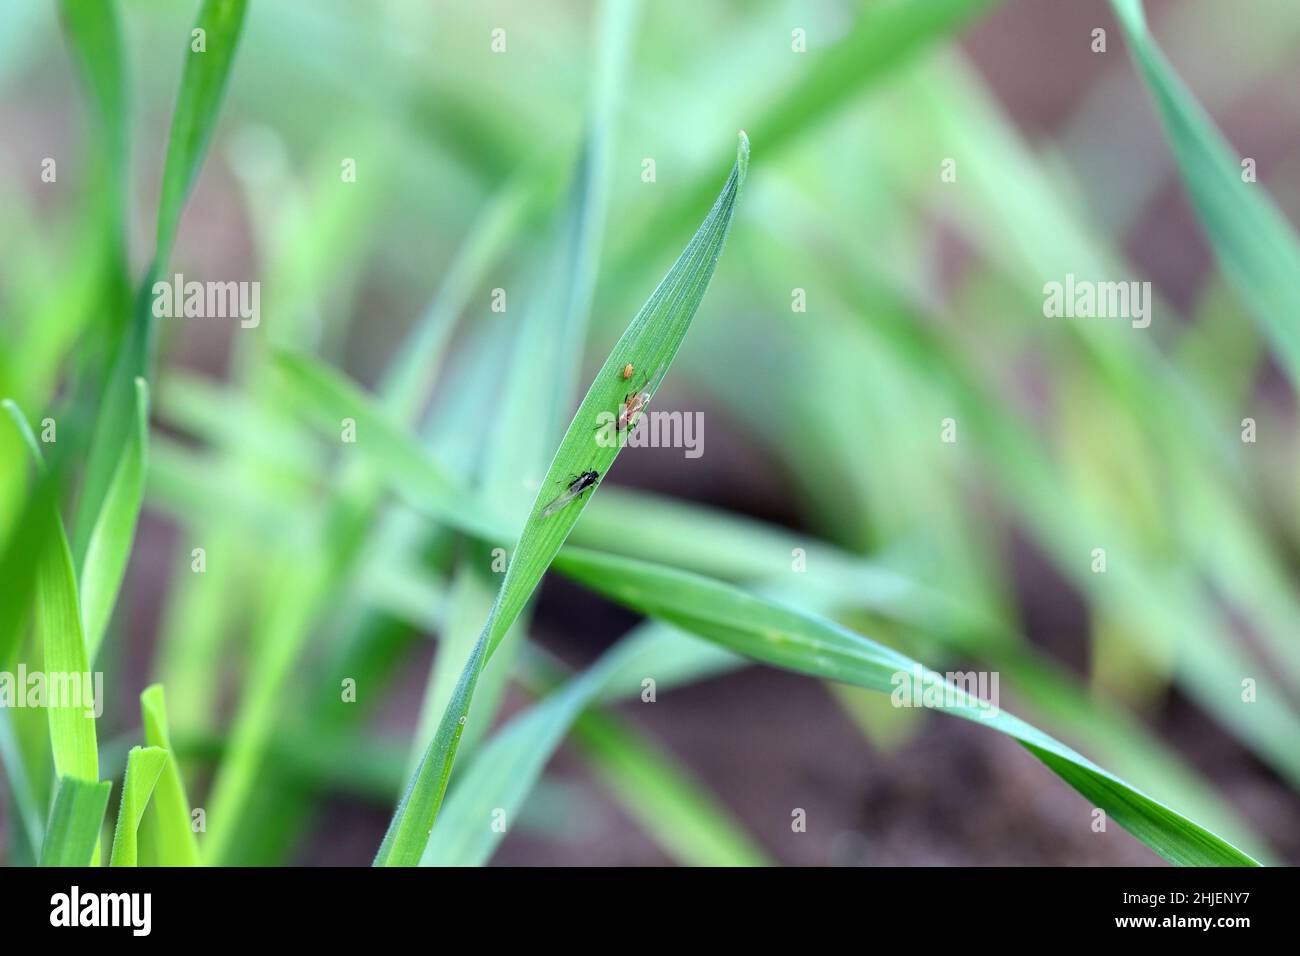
[542,483,582,516]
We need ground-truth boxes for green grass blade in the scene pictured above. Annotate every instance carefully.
[72,0,247,564]
[411,0,640,776]
[1109,0,1300,384]
[423,619,765,867]
[39,777,112,867]
[154,0,249,264]
[0,711,44,858]
[376,168,546,424]
[194,152,535,859]
[108,746,167,867]
[350,550,762,866]
[0,437,63,674]
[610,0,998,291]
[79,376,147,661]
[363,466,1272,858]
[272,352,506,540]
[374,132,749,867]
[420,659,609,866]
[421,625,764,867]
[56,0,130,305]
[56,0,127,178]
[37,514,99,783]
[4,400,99,783]
[570,708,767,867]
[553,548,1259,867]
[137,684,201,866]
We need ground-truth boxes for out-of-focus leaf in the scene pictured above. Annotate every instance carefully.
[423,626,766,867]
[154,0,249,263]
[138,685,201,866]
[40,776,111,867]
[73,0,247,564]
[1110,0,1300,384]
[80,376,147,661]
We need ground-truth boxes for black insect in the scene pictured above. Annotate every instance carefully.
[542,470,600,516]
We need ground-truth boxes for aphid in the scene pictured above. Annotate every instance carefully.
[617,388,651,432]
[615,362,664,432]
[622,363,634,379]
[542,470,600,516]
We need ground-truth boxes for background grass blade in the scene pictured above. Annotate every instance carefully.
[1109,0,1300,384]
[79,376,147,661]
[55,0,132,352]
[2,401,101,785]
[0,711,45,862]
[422,624,767,867]
[272,352,506,540]
[137,684,201,866]
[56,0,126,184]
[374,132,749,867]
[37,512,99,784]
[568,708,767,867]
[108,746,167,867]
[154,0,249,265]
[72,0,247,565]
[0,456,64,674]
[553,548,1259,867]
[39,776,112,867]
[608,0,1000,298]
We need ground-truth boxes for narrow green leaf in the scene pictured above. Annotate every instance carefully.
[0,711,44,858]
[56,0,130,301]
[1,398,43,462]
[272,352,506,541]
[80,376,148,661]
[553,548,1259,867]
[39,776,111,867]
[56,0,127,177]
[0,409,62,673]
[411,0,641,780]
[420,660,608,867]
[1109,0,1300,383]
[109,746,167,867]
[375,132,749,867]
[571,708,768,867]
[4,400,99,784]
[73,0,248,564]
[376,166,547,424]
[352,464,1272,860]
[154,0,249,264]
[37,516,99,784]
[138,684,201,866]
[424,628,766,866]
[611,0,999,290]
